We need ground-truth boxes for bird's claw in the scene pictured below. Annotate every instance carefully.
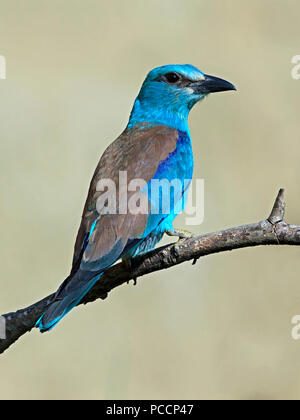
[166,229,197,259]
[123,257,138,286]
[192,257,199,265]
[166,228,194,242]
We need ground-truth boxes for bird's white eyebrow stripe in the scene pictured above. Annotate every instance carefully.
[183,71,205,82]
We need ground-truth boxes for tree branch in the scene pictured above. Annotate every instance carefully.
[1,189,300,355]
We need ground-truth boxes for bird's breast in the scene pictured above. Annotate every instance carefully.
[154,129,194,181]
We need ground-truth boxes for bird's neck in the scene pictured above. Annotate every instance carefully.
[128,98,190,133]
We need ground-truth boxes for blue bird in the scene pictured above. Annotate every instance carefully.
[36,64,236,332]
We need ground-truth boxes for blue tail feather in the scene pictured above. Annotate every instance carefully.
[36,272,102,332]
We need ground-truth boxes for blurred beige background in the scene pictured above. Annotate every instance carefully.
[0,0,300,400]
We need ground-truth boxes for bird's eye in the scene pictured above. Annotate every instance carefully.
[165,72,180,84]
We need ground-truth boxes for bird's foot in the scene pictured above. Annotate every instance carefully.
[122,257,137,285]
[166,228,194,241]
[166,228,197,262]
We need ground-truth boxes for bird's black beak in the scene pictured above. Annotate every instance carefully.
[191,74,236,95]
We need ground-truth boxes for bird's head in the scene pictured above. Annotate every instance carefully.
[129,64,236,131]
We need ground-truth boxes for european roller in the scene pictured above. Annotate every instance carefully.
[37,64,236,332]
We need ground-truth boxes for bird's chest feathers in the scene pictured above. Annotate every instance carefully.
[154,130,193,181]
